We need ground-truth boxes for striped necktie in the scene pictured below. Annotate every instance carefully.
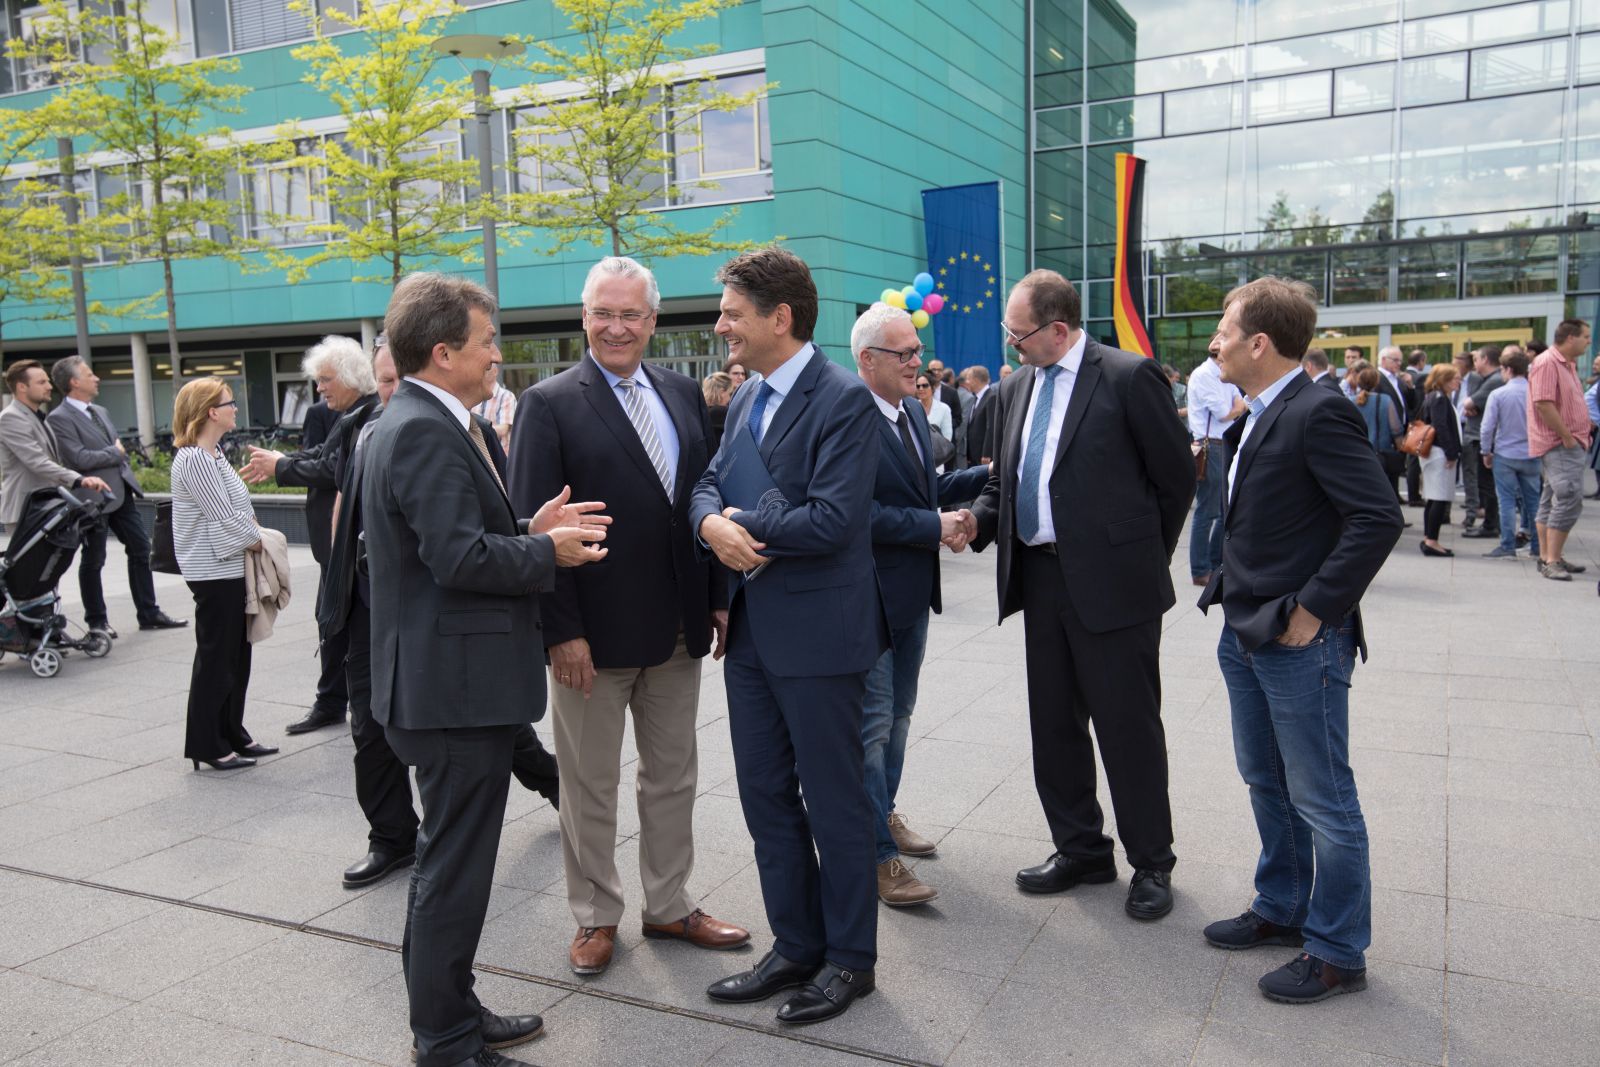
[618,377,673,496]
[467,419,506,496]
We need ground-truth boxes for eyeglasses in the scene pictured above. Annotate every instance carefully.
[866,345,924,365]
[586,308,652,326]
[212,400,237,410]
[1003,321,1056,346]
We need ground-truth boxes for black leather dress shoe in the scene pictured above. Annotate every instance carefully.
[479,1008,543,1050]
[86,622,117,639]
[138,612,188,630]
[238,742,279,758]
[775,962,875,1025]
[706,949,818,1003]
[1015,852,1117,894]
[286,706,347,735]
[448,1051,536,1067]
[343,849,415,889]
[1461,527,1497,539]
[1125,869,1173,920]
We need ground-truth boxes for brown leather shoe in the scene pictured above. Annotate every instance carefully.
[887,812,937,856]
[569,925,617,975]
[878,858,938,906]
[641,908,750,950]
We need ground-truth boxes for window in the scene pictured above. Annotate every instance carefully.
[1086,95,1160,142]
[669,71,771,205]
[1470,38,1569,97]
[248,139,328,245]
[1036,106,1082,149]
[1336,63,1396,114]
[1163,84,1242,135]
[1250,71,1332,124]
[1403,53,1468,105]
[1398,91,1565,221]
[1404,0,1571,56]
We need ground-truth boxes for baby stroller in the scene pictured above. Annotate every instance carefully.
[0,486,114,677]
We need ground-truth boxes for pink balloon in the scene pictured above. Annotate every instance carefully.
[923,293,945,315]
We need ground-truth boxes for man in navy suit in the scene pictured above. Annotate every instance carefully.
[1198,277,1401,1003]
[852,304,990,906]
[691,247,886,1025]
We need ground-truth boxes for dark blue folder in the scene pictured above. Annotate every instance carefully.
[716,422,790,578]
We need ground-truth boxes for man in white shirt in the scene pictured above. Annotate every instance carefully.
[1186,354,1247,586]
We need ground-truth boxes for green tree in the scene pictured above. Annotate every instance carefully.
[504,0,770,259]
[7,0,261,378]
[282,0,484,286]
[0,109,73,355]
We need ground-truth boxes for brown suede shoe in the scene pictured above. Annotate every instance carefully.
[641,908,750,950]
[887,812,937,856]
[569,925,617,975]
[878,858,938,906]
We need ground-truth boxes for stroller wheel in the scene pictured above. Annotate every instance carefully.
[83,631,112,659]
[29,648,62,678]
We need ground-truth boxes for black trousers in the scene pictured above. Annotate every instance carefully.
[1405,453,1423,503]
[1477,458,1500,530]
[347,594,559,855]
[183,577,254,761]
[1424,500,1451,540]
[385,721,517,1067]
[1019,546,1176,872]
[313,567,350,716]
[78,494,160,627]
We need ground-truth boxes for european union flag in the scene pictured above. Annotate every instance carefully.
[921,182,1003,376]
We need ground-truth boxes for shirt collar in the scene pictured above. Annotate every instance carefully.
[1035,329,1087,380]
[588,352,656,392]
[404,375,471,430]
[64,396,92,414]
[759,341,814,400]
[870,390,910,422]
[1249,366,1303,419]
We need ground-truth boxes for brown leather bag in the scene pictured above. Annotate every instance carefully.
[1192,413,1211,480]
[1397,419,1436,459]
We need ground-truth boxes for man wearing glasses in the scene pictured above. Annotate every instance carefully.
[970,269,1194,921]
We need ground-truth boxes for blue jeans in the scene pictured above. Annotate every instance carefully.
[863,614,929,865]
[1492,456,1541,555]
[1217,619,1371,970]
[1189,440,1226,578]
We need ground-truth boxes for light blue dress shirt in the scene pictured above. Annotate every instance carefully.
[591,353,680,485]
[1227,366,1303,503]
[749,342,815,442]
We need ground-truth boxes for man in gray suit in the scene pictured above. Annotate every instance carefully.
[1,360,109,528]
[46,356,186,636]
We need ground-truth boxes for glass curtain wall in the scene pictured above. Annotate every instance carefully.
[1033,0,1597,370]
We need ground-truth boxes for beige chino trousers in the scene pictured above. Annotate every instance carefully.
[551,635,701,928]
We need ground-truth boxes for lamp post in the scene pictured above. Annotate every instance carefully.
[430,34,525,331]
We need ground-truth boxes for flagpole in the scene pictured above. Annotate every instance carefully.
[997,180,1007,298]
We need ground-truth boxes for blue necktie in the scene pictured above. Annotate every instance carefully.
[1016,364,1062,544]
[747,381,775,445]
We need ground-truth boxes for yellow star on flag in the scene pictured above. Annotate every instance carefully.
[987,276,996,284]
[982,262,992,272]
[936,282,946,290]
[947,256,957,265]
[962,304,972,313]
[938,267,947,275]
[984,290,993,298]
[975,301,985,309]
[960,251,969,260]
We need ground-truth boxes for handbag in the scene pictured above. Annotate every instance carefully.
[928,424,955,467]
[1397,419,1436,459]
[150,500,181,575]
[1191,412,1211,480]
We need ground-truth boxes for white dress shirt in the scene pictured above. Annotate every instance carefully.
[1227,367,1303,502]
[871,390,926,467]
[749,342,814,440]
[1016,330,1087,546]
[404,375,471,430]
[1186,356,1241,440]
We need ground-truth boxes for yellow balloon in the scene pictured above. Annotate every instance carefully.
[886,290,907,309]
[880,287,899,304]
[911,309,930,329]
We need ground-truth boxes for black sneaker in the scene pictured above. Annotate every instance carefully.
[1203,909,1304,950]
[1258,952,1367,1004]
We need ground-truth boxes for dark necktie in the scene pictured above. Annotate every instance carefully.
[747,382,775,445]
[896,409,921,471]
[84,405,114,445]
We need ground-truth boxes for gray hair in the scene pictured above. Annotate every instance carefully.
[1378,346,1402,363]
[304,335,376,394]
[49,355,88,397]
[850,302,912,364]
[581,256,660,311]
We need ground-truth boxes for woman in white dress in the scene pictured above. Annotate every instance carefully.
[916,371,953,472]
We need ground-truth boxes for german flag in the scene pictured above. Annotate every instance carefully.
[1112,153,1154,358]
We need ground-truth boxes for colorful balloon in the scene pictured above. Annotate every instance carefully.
[881,287,900,305]
[904,290,923,312]
[911,309,930,329]
[923,293,944,314]
[886,289,907,309]
[913,272,935,295]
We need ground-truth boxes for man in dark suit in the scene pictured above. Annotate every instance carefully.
[960,365,997,466]
[362,274,608,1067]
[509,257,748,977]
[853,305,990,907]
[1197,276,1402,1004]
[691,247,886,1025]
[1300,348,1342,395]
[242,336,378,736]
[45,356,185,636]
[969,269,1194,921]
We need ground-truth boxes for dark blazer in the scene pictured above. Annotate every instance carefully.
[938,381,963,430]
[870,398,990,631]
[964,386,997,464]
[1422,391,1462,461]
[361,381,556,730]
[689,347,886,677]
[316,400,389,637]
[46,401,141,509]
[1375,372,1409,424]
[509,357,725,669]
[276,394,379,563]
[971,338,1195,632]
[1315,372,1343,396]
[1199,371,1402,657]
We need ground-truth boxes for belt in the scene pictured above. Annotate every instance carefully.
[1021,541,1058,556]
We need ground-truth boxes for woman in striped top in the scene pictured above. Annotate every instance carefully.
[170,377,276,771]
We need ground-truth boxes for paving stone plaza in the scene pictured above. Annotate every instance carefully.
[1,505,1597,1067]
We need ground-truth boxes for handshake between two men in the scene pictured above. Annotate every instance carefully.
[699,503,977,574]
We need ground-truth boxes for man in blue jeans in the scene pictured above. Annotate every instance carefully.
[1185,351,1247,586]
[853,303,989,906]
[1480,347,1541,560]
[1198,276,1403,1004]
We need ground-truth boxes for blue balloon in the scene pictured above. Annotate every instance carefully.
[913,272,935,296]
[904,290,924,312]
